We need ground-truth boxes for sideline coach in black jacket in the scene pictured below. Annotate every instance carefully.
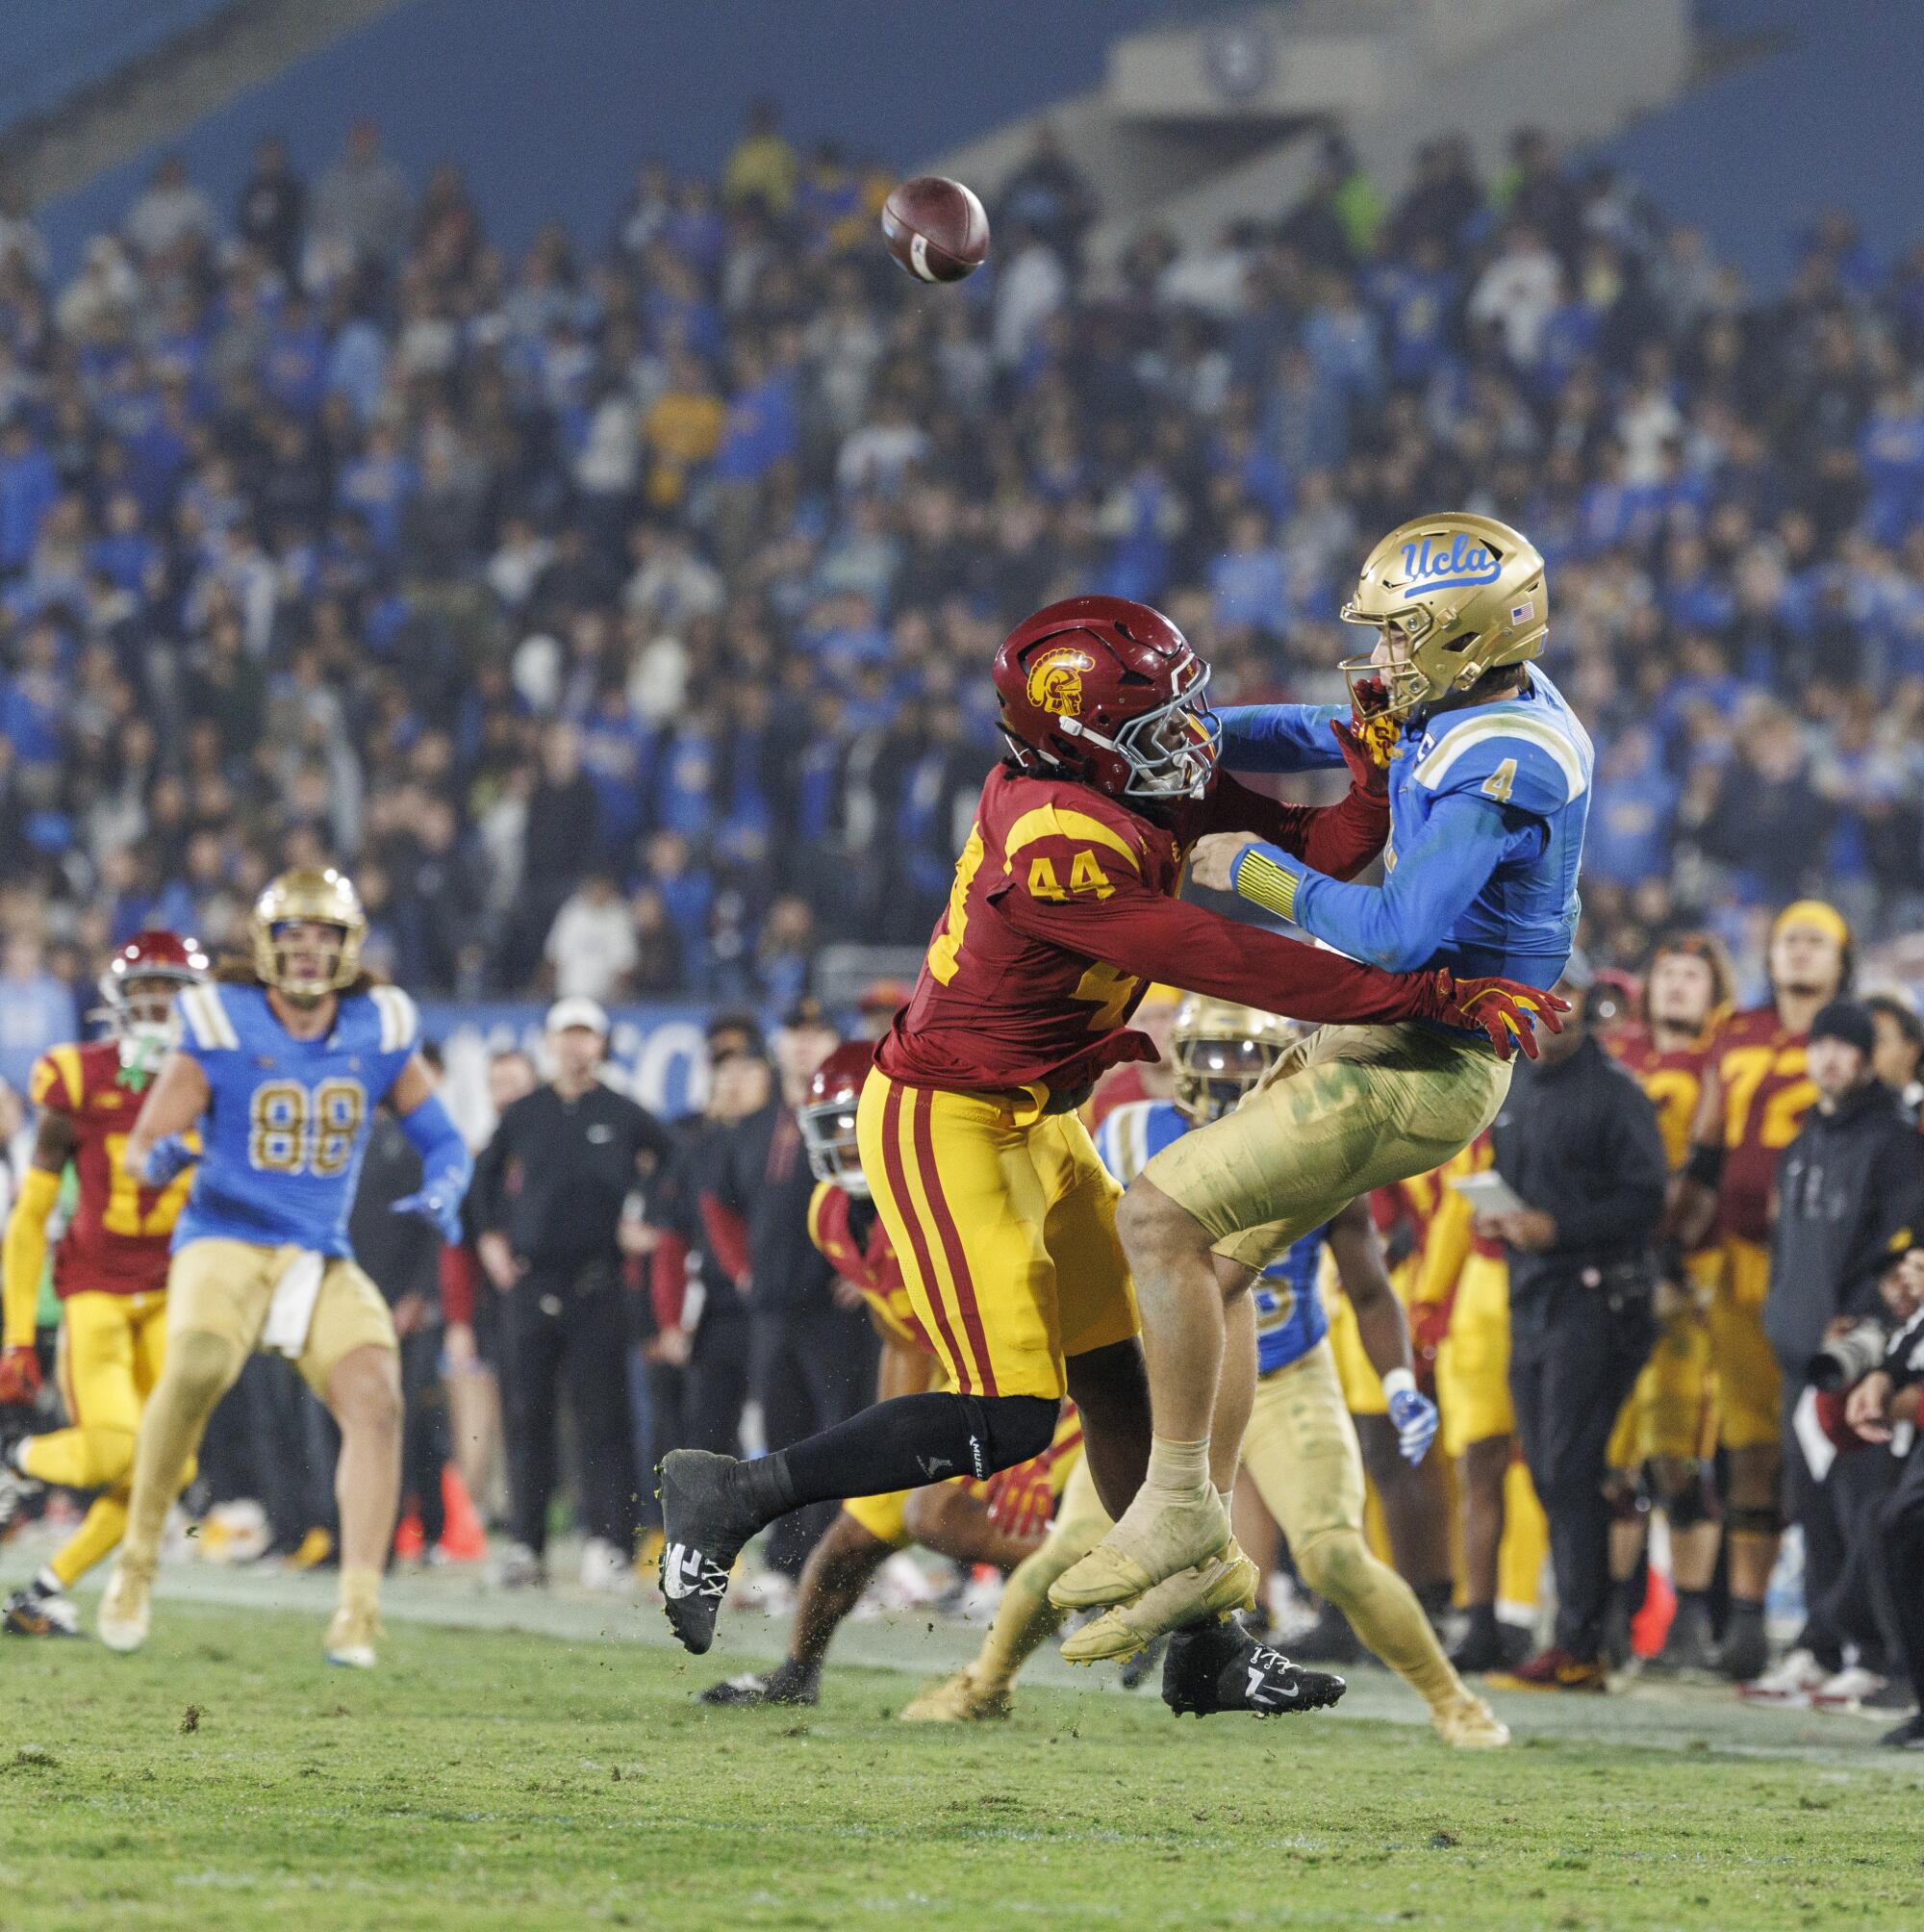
[474,998,672,1582]
[1482,954,1668,1687]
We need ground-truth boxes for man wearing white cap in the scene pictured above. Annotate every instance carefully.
[471,998,672,1589]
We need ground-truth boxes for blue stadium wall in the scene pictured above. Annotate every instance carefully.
[38,0,1179,275]
[1602,0,1924,289]
[38,0,1921,288]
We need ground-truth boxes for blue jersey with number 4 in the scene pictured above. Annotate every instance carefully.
[172,980,420,1257]
[1220,666,1591,990]
[1094,1099,1327,1374]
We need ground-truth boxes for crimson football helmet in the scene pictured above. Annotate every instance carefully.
[98,929,210,1068]
[993,597,1220,802]
[797,1040,875,1197]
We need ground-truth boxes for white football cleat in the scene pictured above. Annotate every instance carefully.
[1810,1664,1887,1712]
[97,1561,153,1654]
[1737,1645,1830,1706]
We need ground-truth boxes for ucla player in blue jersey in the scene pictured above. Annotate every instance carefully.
[97,869,471,1667]
[1055,514,1582,1684]
[908,1000,1503,1741]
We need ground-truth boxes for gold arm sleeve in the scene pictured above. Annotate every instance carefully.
[3,1166,61,1348]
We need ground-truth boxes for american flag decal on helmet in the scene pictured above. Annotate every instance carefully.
[1510,600,1535,623]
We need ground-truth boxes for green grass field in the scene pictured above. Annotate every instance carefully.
[3,1568,1922,1932]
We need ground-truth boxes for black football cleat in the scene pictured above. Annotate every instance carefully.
[1117,1633,1169,1692]
[698,1659,821,1708]
[2,1577,81,1638]
[657,1450,767,1655]
[1162,1618,1347,1718]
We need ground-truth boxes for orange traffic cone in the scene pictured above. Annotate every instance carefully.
[1633,1562,1676,1660]
[437,1465,488,1562]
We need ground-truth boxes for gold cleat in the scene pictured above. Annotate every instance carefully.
[1049,1490,1230,1613]
[97,1559,153,1655]
[1058,1539,1259,1665]
[899,1668,1014,1723]
[323,1601,381,1669]
[1431,1692,1510,1748]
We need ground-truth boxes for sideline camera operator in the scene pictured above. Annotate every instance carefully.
[1480,954,1668,1690]
[1761,1001,1924,1705]
[1754,1004,1924,1716]
[1843,1249,1924,1748]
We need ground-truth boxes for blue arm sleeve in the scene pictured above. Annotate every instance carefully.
[1217,704,1349,775]
[1230,793,1512,973]
[396,1089,474,1201]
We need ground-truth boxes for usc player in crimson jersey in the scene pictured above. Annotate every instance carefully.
[1600,935,1732,1674]
[698,1043,1081,1710]
[0,933,208,1637]
[1674,901,1850,1681]
[659,594,1549,1714]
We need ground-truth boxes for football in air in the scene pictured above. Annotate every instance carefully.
[881,174,990,283]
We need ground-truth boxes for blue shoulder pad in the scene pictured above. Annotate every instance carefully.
[1408,712,1589,819]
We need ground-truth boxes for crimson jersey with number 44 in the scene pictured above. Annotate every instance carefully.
[876,761,1427,1097]
[29,1040,194,1298]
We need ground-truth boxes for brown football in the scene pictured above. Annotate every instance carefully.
[880,175,990,284]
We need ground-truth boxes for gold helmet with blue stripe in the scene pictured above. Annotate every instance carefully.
[250,867,367,1002]
[1339,512,1548,721]
[1170,996,1302,1125]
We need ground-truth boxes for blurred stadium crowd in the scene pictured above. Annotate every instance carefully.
[0,105,1922,1076]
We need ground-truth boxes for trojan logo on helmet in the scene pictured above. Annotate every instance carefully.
[992,596,1221,803]
[1025,646,1095,719]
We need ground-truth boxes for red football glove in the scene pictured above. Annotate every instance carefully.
[983,1453,1057,1539]
[0,1344,41,1408]
[1418,971,1568,1061]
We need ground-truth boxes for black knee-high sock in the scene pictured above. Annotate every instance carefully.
[737,1391,1059,1523]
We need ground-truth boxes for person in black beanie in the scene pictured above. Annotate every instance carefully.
[1747,1000,1924,1703]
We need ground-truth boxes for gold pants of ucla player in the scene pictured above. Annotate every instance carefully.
[1230,1339,1466,1714]
[1709,1237,1779,1452]
[856,1070,1137,1400]
[167,1238,398,1395]
[1146,1023,1511,1272]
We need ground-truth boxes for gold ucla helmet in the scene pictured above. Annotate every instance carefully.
[1170,996,1302,1125]
[1339,512,1548,720]
[250,867,367,1000]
